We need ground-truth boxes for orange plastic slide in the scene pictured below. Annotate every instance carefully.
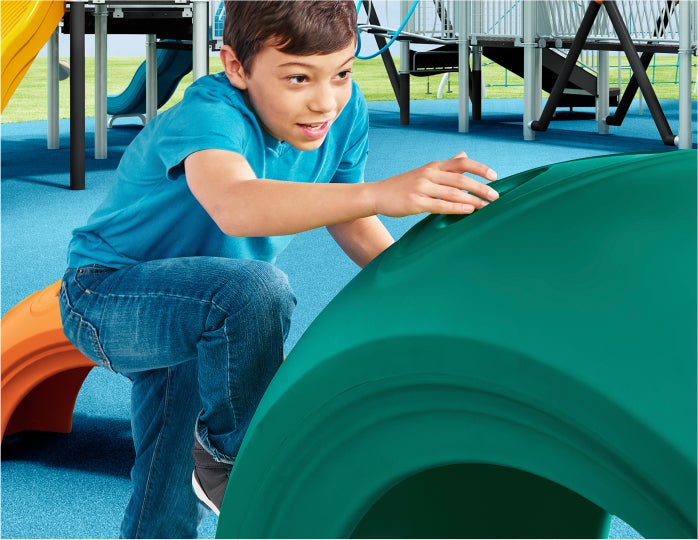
[1,0,65,112]
[1,281,96,440]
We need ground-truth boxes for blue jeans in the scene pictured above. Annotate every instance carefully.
[59,257,296,538]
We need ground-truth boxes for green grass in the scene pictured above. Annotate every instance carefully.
[1,54,694,123]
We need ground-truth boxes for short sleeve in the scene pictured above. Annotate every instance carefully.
[153,75,256,181]
[330,82,369,185]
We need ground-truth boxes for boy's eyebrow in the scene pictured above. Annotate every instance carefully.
[277,55,355,70]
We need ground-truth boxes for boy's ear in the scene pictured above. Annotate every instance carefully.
[220,45,248,90]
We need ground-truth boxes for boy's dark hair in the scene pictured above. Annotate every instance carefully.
[224,1,357,71]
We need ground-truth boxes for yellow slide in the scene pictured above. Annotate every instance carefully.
[1,0,65,112]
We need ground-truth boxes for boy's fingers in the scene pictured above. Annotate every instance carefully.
[426,198,477,215]
[433,170,499,202]
[438,155,498,182]
[427,184,486,208]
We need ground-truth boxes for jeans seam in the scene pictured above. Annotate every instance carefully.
[135,367,172,538]
[75,261,270,322]
[221,266,286,448]
[224,315,238,430]
[216,265,280,438]
[63,309,115,371]
[79,290,241,320]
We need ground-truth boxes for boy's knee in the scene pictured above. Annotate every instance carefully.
[251,261,296,318]
[218,260,296,322]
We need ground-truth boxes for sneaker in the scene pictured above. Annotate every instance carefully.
[192,437,232,515]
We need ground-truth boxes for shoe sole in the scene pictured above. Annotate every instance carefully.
[192,470,221,516]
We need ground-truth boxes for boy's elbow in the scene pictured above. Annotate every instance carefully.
[214,208,267,237]
[212,212,250,237]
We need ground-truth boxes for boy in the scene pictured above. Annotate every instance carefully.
[59,1,499,537]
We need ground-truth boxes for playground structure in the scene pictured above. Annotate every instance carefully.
[213,149,696,538]
[1,281,96,439]
[357,0,696,147]
[106,41,193,127]
[2,150,695,537]
[3,2,696,537]
[1,0,695,189]
[0,0,65,112]
[1,0,217,189]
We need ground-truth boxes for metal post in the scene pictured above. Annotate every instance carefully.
[192,0,209,79]
[399,0,411,126]
[597,50,610,134]
[471,46,482,121]
[602,0,675,146]
[530,0,601,134]
[70,1,86,190]
[522,0,537,141]
[47,28,60,150]
[361,0,402,107]
[145,34,157,122]
[470,1,482,121]
[534,42,542,121]
[94,2,107,159]
[677,0,693,149]
[456,0,470,133]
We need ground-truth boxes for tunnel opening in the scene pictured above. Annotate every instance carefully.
[350,463,610,539]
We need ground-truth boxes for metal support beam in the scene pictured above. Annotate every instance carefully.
[94,2,107,159]
[602,0,675,146]
[523,0,539,141]
[677,0,693,149]
[471,46,481,121]
[597,50,610,134]
[192,0,209,79]
[145,34,157,122]
[70,1,85,191]
[399,0,412,126]
[47,29,60,150]
[456,0,470,133]
[530,0,602,135]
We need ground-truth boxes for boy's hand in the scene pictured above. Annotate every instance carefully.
[370,151,499,217]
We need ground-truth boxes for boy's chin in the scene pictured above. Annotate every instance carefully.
[289,138,327,152]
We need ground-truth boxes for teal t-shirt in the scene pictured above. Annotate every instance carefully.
[67,73,369,268]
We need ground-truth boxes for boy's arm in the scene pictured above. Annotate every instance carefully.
[327,216,394,268]
[184,149,498,238]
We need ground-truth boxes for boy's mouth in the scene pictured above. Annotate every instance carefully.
[297,121,330,140]
[298,121,328,130]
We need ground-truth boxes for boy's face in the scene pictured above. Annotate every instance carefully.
[221,41,356,151]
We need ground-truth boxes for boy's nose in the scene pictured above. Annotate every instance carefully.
[308,84,336,113]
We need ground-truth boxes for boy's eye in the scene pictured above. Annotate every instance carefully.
[336,70,352,80]
[287,75,307,84]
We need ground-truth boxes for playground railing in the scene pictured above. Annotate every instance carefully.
[380,0,692,46]
[358,0,696,94]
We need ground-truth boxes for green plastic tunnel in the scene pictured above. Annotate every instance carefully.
[216,150,697,539]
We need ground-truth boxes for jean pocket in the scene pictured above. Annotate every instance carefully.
[62,308,116,373]
[73,266,117,295]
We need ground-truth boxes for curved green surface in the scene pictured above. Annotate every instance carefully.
[217,150,697,538]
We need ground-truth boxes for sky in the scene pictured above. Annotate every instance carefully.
[39,34,159,58]
[37,2,401,59]
[39,32,388,59]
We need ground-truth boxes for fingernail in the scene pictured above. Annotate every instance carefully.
[486,168,498,181]
[487,188,499,201]
[463,204,475,213]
